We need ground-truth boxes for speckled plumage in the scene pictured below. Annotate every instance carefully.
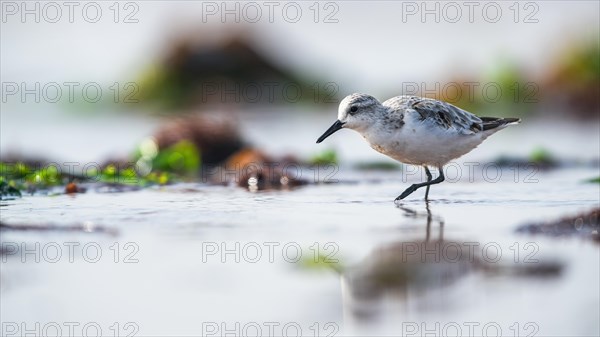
[383,95,485,134]
[331,93,520,166]
[317,93,521,200]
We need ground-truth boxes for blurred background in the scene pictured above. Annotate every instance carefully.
[1,0,598,167]
[1,1,599,336]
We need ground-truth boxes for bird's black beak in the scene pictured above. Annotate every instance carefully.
[316,120,345,143]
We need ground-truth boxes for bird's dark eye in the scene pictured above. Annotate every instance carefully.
[350,106,358,113]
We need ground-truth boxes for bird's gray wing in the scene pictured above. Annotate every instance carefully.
[382,95,418,111]
[409,98,482,134]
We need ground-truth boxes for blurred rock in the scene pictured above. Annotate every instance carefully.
[153,114,244,166]
[65,182,80,194]
[136,33,337,109]
[221,148,307,190]
[492,147,561,169]
[0,221,117,236]
[516,208,599,242]
[0,180,21,200]
[64,182,88,194]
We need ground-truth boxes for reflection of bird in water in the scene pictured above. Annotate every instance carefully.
[339,204,563,321]
[316,93,521,201]
[396,202,444,242]
[341,204,470,319]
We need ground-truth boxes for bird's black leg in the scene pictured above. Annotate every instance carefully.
[395,167,445,201]
[423,166,433,201]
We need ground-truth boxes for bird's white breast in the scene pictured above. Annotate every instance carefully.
[361,115,488,167]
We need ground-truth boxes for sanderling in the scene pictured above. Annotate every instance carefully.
[316,93,520,201]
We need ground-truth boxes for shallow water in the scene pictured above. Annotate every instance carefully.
[2,108,599,336]
[1,165,599,336]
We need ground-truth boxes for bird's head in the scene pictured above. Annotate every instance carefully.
[316,93,383,143]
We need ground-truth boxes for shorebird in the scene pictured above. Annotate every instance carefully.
[316,93,520,201]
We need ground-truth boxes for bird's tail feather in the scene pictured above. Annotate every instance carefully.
[481,117,521,131]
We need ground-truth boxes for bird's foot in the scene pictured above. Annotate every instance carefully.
[395,184,418,201]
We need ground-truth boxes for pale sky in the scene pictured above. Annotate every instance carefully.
[1,1,598,94]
